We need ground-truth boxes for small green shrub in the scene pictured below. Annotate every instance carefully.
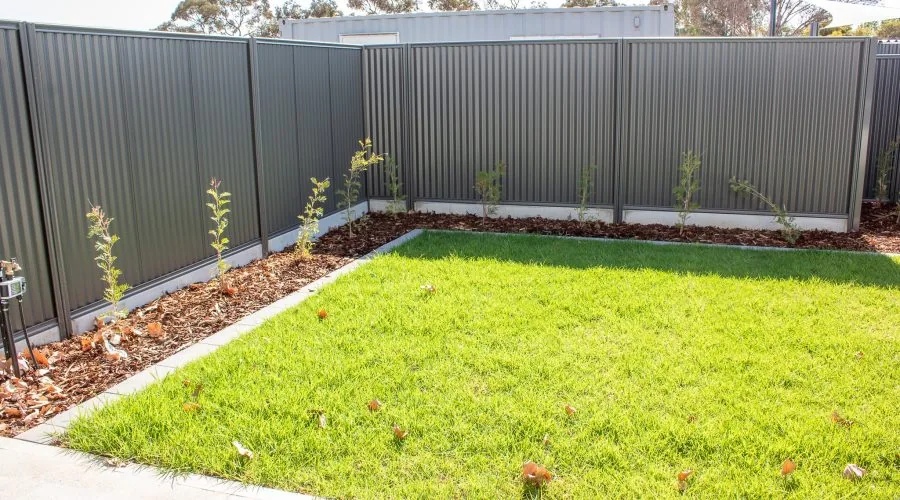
[673,151,701,235]
[729,177,801,244]
[86,204,129,323]
[474,160,505,223]
[339,138,384,236]
[383,155,406,214]
[206,178,231,292]
[874,138,899,207]
[297,177,331,260]
[576,164,599,223]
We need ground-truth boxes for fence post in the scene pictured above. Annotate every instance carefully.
[849,38,878,231]
[18,22,73,339]
[247,37,269,255]
[612,38,627,224]
[401,43,414,211]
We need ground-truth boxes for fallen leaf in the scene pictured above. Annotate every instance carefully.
[392,424,408,441]
[94,317,105,330]
[677,469,694,492]
[831,410,854,427]
[564,404,577,416]
[781,458,796,476]
[105,353,121,362]
[2,408,23,418]
[522,461,552,487]
[367,399,382,412]
[80,337,92,352]
[317,309,328,320]
[22,348,50,367]
[233,440,254,459]
[147,322,165,339]
[222,286,238,297]
[183,402,201,412]
[842,463,866,480]
[854,351,864,359]
[182,379,192,387]
[420,283,436,294]
[542,434,551,447]
[687,414,698,423]
[318,413,327,429]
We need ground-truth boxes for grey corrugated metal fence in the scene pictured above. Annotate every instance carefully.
[0,25,880,344]
[365,38,876,225]
[864,42,900,202]
[0,22,362,338]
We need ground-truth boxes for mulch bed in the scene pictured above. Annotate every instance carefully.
[2,202,898,438]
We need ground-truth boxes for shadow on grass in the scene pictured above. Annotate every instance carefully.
[391,231,900,290]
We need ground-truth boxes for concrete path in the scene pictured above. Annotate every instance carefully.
[0,437,305,499]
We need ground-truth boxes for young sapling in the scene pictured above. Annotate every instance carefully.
[673,151,701,235]
[474,160,505,223]
[383,155,406,214]
[729,177,801,244]
[338,138,384,236]
[576,164,599,223]
[206,178,232,294]
[297,177,331,260]
[86,204,131,360]
[874,138,898,208]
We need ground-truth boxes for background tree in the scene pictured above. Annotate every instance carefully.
[276,0,342,19]
[429,0,478,10]
[561,0,618,7]
[347,0,418,14]
[877,18,900,38]
[156,0,276,36]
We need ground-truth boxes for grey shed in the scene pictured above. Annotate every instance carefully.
[279,6,676,44]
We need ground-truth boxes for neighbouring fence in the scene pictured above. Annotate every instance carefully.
[864,42,900,202]
[0,22,362,338]
[365,38,876,227]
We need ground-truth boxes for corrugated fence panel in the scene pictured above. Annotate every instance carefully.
[409,42,617,205]
[189,40,259,248]
[623,39,863,215]
[328,47,365,207]
[294,46,337,214]
[364,46,404,198]
[864,42,900,201]
[0,25,56,327]
[34,29,143,310]
[257,43,301,235]
[118,36,207,286]
[258,41,362,235]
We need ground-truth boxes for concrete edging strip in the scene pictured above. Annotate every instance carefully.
[14,228,424,445]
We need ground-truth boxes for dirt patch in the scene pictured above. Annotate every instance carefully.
[2,202,898,437]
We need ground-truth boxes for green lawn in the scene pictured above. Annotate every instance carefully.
[66,232,900,498]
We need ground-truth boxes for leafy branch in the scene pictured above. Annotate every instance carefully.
[206,178,231,292]
[474,160,505,224]
[673,151,701,235]
[297,177,331,260]
[338,138,384,236]
[86,204,129,323]
[383,155,406,215]
[729,177,801,244]
[874,138,898,208]
[576,164,598,223]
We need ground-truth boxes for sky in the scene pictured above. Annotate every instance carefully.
[0,0,652,33]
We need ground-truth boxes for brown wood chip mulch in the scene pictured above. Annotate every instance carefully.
[2,201,898,437]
